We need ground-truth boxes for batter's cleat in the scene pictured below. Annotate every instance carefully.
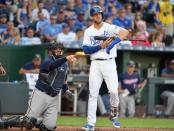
[81,124,95,131]
[110,117,121,128]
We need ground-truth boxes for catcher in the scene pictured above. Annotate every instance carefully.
[0,43,77,131]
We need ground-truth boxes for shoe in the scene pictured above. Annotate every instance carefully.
[110,117,121,128]
[81,124,95,131]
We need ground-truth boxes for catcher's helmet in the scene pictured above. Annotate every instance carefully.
[47,43,64,51]
[90,6,103,17]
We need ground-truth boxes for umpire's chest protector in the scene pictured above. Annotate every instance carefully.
[48,58,68,92]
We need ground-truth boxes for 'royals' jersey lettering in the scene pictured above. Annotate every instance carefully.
[104,31,110,37]
[90,37,100,45]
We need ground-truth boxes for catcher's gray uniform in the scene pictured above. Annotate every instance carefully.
[26,55,69,130]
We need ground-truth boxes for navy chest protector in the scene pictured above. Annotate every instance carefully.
[39,57,68,92]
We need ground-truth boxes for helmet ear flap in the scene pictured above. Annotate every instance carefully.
[101,12,104,19]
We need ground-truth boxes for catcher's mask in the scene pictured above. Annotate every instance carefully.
[47,43,64,57]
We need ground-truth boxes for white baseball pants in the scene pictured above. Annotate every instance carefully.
[87,59,119,126]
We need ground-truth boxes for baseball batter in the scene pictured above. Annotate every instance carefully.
[81,6,129,130]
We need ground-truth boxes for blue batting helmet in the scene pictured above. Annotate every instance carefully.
[90,6,103,17]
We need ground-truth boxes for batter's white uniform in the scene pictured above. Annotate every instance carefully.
[83,22,123,126]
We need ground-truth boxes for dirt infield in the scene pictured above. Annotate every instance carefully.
[7,126,174,131]
[56,126,174,131]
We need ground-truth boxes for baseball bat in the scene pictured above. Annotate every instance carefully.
[94,36,115,41]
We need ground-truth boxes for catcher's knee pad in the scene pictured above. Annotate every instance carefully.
[36,122,56,131]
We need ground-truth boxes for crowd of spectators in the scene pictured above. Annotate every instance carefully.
[0,0,174,47]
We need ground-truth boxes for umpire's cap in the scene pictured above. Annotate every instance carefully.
[47,43,64,51]
[90,6,103,17]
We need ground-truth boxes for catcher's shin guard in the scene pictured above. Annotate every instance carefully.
[35,122,56,131]
[0,116,37,129]
[0,116,23,129]
[21,116,37,129]
[109,106,119,120]
[0,118,8,129]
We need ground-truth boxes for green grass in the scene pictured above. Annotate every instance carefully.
[57,116,174,129]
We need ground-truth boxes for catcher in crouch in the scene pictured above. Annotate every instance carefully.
[0,43,76,131]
